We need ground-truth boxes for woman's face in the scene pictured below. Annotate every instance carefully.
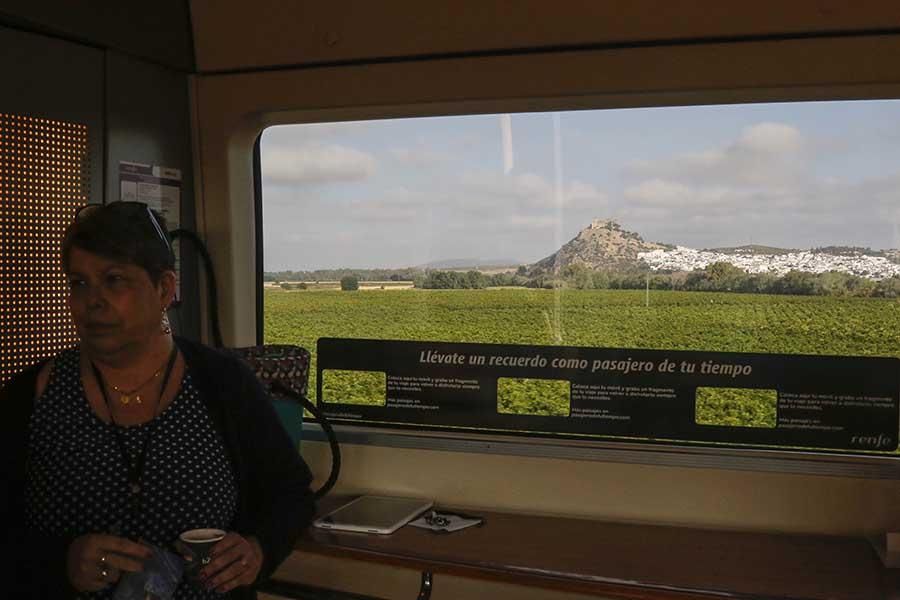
[66,246,173,357]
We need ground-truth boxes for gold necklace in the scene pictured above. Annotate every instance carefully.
[108,361,166,405]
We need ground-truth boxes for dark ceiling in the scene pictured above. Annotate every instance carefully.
[0,0,194,71]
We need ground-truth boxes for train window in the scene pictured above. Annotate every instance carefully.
[259,101,900,456]
[0,113,86,383]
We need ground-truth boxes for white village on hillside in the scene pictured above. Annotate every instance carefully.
[638,247,900,280]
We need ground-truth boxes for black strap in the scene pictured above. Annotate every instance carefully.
[90,344,179,513]
[169,229,223,348]
[271,380,341,500]
[167,227,340,498]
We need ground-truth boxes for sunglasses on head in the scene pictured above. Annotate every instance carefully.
[74,202,172,252]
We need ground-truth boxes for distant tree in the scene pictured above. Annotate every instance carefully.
[279,282,292,291]
[421,271,449,289]
[464,270,488,289]
[561,264,593,290]
[648,274,672,290]
[420,270,483,289]
[813,271,853,296]
[846,276,875,297]
[668,271,688,290]
[340,275,359,291]
[704,262,747,291]
[739,273,777,294]
[875,276,900,298]
[773,270,817,295]
[489,272,528,287]
[540,278,567,289]
[591,271,610,289]
[516,265,528,276]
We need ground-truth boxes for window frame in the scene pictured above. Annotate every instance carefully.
[246,38,900,480]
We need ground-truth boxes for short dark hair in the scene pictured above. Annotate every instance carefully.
[62,203,175,284]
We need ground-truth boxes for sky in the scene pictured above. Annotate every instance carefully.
[260,101,900,271]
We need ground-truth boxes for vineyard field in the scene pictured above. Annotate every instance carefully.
[264,288,900,422]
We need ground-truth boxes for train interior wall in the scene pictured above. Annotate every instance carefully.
[0,23,200,341]
[190,6,900,596]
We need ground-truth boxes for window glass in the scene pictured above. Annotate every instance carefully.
[260,102,900,449]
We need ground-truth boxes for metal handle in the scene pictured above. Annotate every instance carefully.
[417,571,433,600]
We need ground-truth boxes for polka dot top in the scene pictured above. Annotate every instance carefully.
[24,347,239,599]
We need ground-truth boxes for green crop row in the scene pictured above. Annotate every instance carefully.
[264,288,900,431]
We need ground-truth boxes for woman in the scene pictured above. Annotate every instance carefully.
[2,202,315,599]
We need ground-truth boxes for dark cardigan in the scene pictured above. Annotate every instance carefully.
[1,337,316,599]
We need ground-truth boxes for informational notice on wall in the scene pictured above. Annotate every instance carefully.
[118,162,181,296]
[317,338,900,452]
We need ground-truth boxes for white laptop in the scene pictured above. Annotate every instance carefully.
[313,495,434,535]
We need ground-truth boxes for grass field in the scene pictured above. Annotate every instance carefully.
[264,287,900,424]
[265,280,414,291]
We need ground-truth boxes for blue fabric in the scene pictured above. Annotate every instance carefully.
[272,398,303,448]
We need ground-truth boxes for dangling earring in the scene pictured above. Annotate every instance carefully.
[161,310,172,335]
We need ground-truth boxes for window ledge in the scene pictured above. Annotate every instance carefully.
[301,422,900,480]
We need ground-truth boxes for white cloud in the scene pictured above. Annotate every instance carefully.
[262,143,377,185]
[614,170,900,250]
[624,179,693,206]
[389,146,449,166]
[612,121,852,247]
[622,179,785,211]
[459,171,607,211]
[507,214,561,230]
[624,122,806,188]
[345,187,425,222]
[566,181,607,207]
[736,122,803,154]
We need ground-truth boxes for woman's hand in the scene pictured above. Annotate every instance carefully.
[66,534,153,592]
[197,532,264,594]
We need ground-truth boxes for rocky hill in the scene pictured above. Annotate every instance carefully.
[531,219,667,273]
[529,219,900,280]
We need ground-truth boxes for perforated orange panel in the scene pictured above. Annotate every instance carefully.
[0,113,89,384]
